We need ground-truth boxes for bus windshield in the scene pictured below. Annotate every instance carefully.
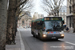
[44,21,63,31]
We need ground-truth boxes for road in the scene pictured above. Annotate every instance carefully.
[18,28,75,50]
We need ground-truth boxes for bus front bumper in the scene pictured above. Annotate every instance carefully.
[42,34,64,39]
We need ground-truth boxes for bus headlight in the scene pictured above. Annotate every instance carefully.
[61,34,64,37]
[43,34,47,37]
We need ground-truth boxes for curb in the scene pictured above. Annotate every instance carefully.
[6,31,21,50]
[18,30,25,50]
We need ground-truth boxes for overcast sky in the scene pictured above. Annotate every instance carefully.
[30,0,67,17]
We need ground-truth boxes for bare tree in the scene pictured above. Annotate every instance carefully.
[18,0,33,19]
[42,0,64,16]
[6,0,33,44]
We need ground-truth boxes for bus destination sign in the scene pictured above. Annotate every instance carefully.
[44,17,62,20]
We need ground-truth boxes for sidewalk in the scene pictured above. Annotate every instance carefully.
[63,27,75,33]
[6,31,21,50]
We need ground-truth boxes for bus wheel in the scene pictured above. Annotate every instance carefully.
[38,33,42,40]
[38,34,43,40]
[33,33,36,37]
[32,31,35,37]
[33,34,35,37]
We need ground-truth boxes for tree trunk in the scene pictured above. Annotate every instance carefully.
[6,0,28,44]
[15,0,21,33]
[57,10,59,16]
[6,0,17,44]
[0,0,7,50]
[54,12,56,16]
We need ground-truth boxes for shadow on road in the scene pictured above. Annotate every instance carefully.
[29,36,64,42]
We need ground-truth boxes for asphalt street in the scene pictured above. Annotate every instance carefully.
[19,28,75,50]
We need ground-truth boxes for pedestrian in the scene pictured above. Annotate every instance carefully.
[66,27,69,32]
[63,25,66,29]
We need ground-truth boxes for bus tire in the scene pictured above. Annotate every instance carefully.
[38,34,44,40]
[32,31,35,37]
[33,34,35,37]
[31,31,33,34]
[33,33,36,37]
[38,33,41,40]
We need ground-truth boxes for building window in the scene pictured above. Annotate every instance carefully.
[73,0,75,4]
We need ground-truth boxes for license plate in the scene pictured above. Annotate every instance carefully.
[51,37,56,39]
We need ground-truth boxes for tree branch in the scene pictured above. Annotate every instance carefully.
[16,0,28,8]
[42,0,65,16]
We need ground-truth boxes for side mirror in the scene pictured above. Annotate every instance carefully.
[62,20,64,24]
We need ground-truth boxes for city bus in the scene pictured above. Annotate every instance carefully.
[31,17,64,40]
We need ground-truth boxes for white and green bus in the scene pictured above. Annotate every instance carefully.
[31,17,64,40]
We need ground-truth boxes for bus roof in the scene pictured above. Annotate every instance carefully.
[31,17,63,22]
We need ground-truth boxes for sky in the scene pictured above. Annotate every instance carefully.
[31,0,48,17]
[30,0,67,17]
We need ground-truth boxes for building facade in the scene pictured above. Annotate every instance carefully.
[32,12,44,20]
[67,0,75,28]
[59,6,67,24]
[18,11,32,28]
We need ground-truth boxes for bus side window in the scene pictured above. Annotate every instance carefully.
[37,21,43,29]
[34,22,37,29]
[42,24,45,31]
[40,21,44,29]
[32,22,33,28]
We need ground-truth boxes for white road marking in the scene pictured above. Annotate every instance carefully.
[65,41,75,46]
[18,30,25,50]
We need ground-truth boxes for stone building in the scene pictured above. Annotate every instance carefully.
[72,0,75,14]
[59,6,67,24]
[32,12,44,20]
[67,0,75,28]
[32,12,38,20]
[18,11,32,28]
